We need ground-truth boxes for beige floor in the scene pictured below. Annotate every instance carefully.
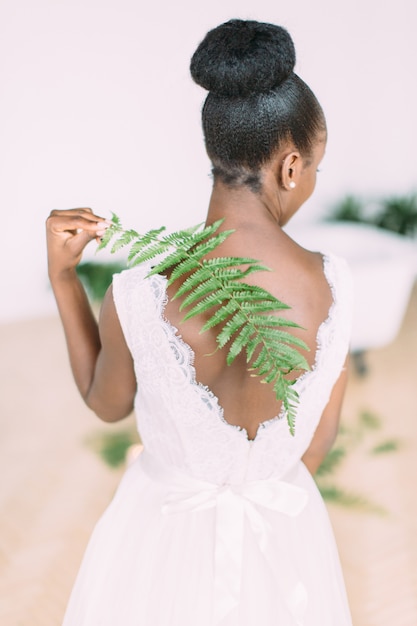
[0,284,416,626]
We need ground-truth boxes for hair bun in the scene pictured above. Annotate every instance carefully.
[190,19,295,98]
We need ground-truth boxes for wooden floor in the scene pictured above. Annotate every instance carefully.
[328,281,417,625]
[0,284,416,626]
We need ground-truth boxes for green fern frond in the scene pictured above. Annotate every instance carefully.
[168,255,206,284]
[128,239,172,265]
[98,214,311,433]
[237,298,288,310]
[201,302,240,332]
[180,277,221,309]
[216,311,248,349]
[165,222,203,240]
[147,248,189,276]
[96,223,119,251]
[227,324,256,361]
[203,256,268,270]
[110,229,140,253]
[191,230,235,257]
[182,291,228,320]
[110,212,122,227]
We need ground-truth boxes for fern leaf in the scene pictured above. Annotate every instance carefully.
[186,219,229,245]
[247,314,303,330]
[255,328,309,353]
[216,311,248,349]
[182,291,229,321]
[147,248,189,276]
[96,225,118,251]
[110,212,122,228]
[210,268,254,282]
[257,359,275,378]
[166,222,203,240]
[128,239,172,265]
[168,255,207,284]
[200,301,239,332]
[191,230,235,258]
[227,323,255,364]
[98,213,312,434]
[247,345,269,371]
[173,265,217,296]
[203,256,268,270]
[110,229,140,253]
[245,336,260,362]
[180,277,223,309]
[235,297,284,309]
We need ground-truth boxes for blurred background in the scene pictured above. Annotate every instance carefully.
[0,0,416,624]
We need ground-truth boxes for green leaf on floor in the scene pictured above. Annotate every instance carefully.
[86,430,140,468]
[316,447,346,477]
[371,439,401,454]
[319,486,386,515]
[359,410,382,431]
[316,408,401,512]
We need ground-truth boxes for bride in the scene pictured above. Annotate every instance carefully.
[46,18,353,626]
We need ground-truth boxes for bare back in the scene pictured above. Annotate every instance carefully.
[163,221,333,441]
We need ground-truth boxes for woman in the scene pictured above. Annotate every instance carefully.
[47,19,353,626]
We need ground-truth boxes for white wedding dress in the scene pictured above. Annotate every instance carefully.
[62,253,353,626]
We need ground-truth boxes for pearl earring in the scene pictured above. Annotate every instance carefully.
[289,181,296,189]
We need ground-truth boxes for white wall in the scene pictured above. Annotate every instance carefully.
[1,0,415,322]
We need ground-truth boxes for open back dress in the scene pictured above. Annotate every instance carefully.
[62,252,353,626]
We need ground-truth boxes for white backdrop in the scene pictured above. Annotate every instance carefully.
[1,0,415,322]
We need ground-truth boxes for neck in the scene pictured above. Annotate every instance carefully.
[206,179,285,229]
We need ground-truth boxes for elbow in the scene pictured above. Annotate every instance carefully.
[84,391,134,423]
[302,418,341,475]
[321,425,339,454]
[95,407,133,423]
[315,425,340,462]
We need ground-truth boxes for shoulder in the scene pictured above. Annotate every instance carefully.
[111,263,156,345]
[112,263,151,293]
[322,253,353,304]
[283,235,352,295]
[112,262,158,307]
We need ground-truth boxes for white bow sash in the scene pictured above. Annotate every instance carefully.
[138,449,309,625]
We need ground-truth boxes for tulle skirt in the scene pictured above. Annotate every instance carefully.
[62,450,352,626]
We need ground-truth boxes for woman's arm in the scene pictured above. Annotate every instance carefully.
[46,208,136,422]
[301,355,349,474]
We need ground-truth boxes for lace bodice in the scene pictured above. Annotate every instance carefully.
[112,254,352,485]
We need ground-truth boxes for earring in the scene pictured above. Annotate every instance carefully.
[289,181,296,189]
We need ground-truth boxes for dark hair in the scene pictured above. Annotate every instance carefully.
[190,19,326,191]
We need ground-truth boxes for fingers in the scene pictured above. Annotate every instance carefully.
[46,208,115,279]
[49,207,96,218]
[47,208,112,237]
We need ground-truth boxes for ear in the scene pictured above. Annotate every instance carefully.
[280,151,302,191]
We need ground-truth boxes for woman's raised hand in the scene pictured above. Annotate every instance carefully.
[46,208,111,280]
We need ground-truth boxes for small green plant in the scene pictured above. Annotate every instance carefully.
[327,195,365,223]
[374,193,417,236]
[77,260,125,301]
[86,430,140,468]
[327,192,417,236]
[98,213,310,434]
